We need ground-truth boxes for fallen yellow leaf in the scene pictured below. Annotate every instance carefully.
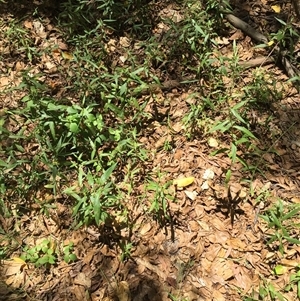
[61,51,74,60]
[11,257,27,265]
[271,5,281,13]
[173,177,194,187]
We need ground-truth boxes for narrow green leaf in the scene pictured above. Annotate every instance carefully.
[282,207,300,221]
[270,211,281,228]
[284,236,300,245]
[233,125,256,139]
[230,108,246,124]
[100,163,117,183]
[229,142,237,163]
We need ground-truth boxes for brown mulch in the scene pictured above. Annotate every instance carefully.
[1,1,300,301]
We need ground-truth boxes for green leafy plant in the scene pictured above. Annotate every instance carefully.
[284,268,300,298]
[63,242,77,263]
[261,199,300,255]
[21,239,57,267]
[64,163,120,227]
[146,172,174,221]
[120,242,133,262]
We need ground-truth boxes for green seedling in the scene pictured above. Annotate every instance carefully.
[261,199,300,255]
[146,173,174,221]
[21,239,57,267]
[120,242,133,262]
[63,242,77,263]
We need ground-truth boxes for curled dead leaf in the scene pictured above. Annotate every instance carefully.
[119,37,131,48]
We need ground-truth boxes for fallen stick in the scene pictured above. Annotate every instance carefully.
[225,13,300,90]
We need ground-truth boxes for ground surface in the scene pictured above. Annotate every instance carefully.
[1,1,300,301]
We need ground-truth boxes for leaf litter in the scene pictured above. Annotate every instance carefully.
[1,0,300,301]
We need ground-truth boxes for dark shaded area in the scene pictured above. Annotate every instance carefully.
[0,0,168,39]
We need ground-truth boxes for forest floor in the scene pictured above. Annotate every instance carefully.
[1,0,300,300]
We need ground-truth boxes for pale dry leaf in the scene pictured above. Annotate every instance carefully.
[134,42,142,50]
[201,180,210,190]
[189,220,200,231]
[214,36,230,45]
[208,137,218,148]
[194,240,204,257]
[202,169,214,180]
[1,260,25,276]
[33,20,47,38]
[116,281,131,301]
[5,272,24,288]
[119,55,128,63]
[15,61,25,72]
[198,220,210,231]
[171,122,183,133]
[119,37,131,48]
[184,190,198,201]
[0,77,10,87]
[74,272,91,288]
[140,223,152,235]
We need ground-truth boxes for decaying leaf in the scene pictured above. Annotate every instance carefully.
[116,281,131,301]
[1,259,26,276]
[140,223,152,235]
[61,51,74,60]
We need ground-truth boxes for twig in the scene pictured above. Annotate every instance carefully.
[225,13,300,91]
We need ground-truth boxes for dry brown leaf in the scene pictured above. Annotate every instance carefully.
[280,258,299,267]
[23,20,33,29]
[74,272,91,288]
[1,260,25,276]
[226,238,247,251]
[212,289,226,301]
[139,223,152,235]
[233,266,253,293]
[119,37,131,48]
[116,281,131,301]
[73,285,86,300]
[135,257,166,280]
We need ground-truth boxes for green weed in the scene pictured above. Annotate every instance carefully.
[261,199,300,255]
[21,239,77,267]
[146,172,174,221]
[21,239,57,267]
